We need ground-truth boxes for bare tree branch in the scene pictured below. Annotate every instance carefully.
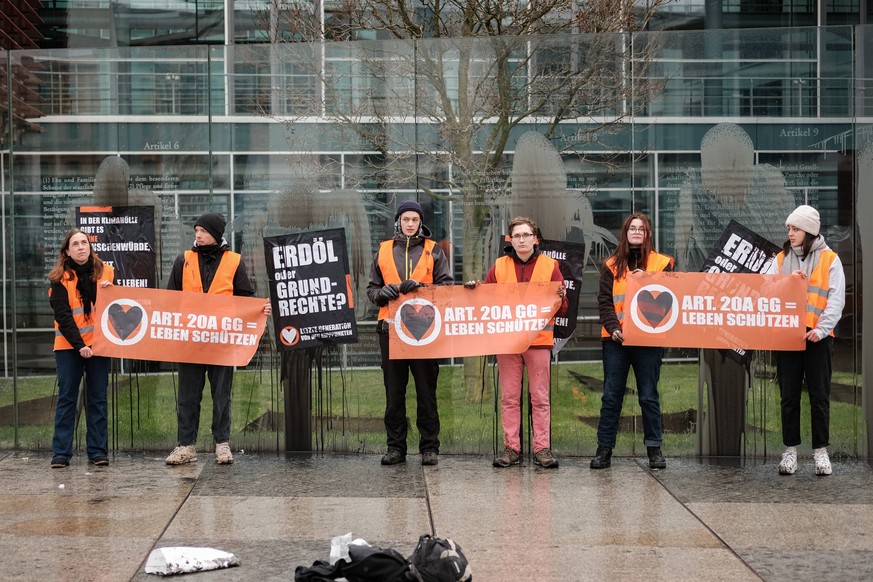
[250,0,672,398]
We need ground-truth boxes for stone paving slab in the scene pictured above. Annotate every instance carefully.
[649,457,873,504]
[1,451,870,581]
[164,495,431,542]
[426,457,757,581]
[0,452,197,581]
[190,453,427,498]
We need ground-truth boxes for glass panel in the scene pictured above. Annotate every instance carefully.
[0,26,864,463]
[852,24,873,457]
[641,27,853,118]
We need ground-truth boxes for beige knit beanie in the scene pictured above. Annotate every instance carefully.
[786,205,820,236]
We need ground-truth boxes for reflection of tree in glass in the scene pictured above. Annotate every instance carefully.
[263,2,672,404]
[235,161,374,452]
[238,160,372,320]
[507,132,616,268]
[673,124,797,456]
[92,156,168,286]
[674,123,795,272]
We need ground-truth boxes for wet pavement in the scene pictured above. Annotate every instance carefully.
[1,450,871,581]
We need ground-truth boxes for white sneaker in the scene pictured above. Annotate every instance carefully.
[813,447,832,476]
[215,442,234,465]
[778,447,797,475]
[165,444,197,465]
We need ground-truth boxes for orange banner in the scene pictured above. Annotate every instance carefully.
[92,286,268,366]
[622,271,806,351]
[387,282,562,359]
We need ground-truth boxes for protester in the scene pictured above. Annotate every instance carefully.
[165,212,270,465]
[367,200,453,466]
[591,212,675,470]
[468,217,567,469]
[766,205,845,476]
[48,229,114,468]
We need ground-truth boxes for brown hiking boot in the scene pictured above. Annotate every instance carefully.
[534,448,559,469]
[492,447,520,468]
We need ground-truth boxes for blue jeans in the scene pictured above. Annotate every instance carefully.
[597,340,664,449]
[52,349,110,461]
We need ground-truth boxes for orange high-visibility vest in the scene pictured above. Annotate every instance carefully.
[52,264,115,350]
[377,239,436,321]
[776,250,838,335]
[601,252,673,338]
[494,254,557,348]
[181,249,241,296]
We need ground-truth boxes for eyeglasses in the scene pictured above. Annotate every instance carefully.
[627,226,646,233]
[511,233,535,241]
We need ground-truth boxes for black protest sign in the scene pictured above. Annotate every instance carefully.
[264,228,357,350]
[76,206,157,288]
[700,220,781,364]
[701,220,780,274]
[538,238,585,341]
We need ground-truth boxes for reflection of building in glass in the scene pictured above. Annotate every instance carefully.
[673,123,796,271]
[1,2,870,456]
[1,15,868,372]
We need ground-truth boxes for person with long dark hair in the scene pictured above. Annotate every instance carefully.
[591,212,675,470]
[48,229,114,468]
[767,205,845,476]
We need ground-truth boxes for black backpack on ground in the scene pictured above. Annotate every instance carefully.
[407,535,472,582]
[294,544,414,582]
[344,544,414,582]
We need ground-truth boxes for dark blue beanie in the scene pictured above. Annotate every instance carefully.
[395,200,424,221]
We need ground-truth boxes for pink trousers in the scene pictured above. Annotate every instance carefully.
[497,349,552,452]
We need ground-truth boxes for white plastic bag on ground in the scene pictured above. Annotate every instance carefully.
[144,546,240,576]
[329,533,371,565]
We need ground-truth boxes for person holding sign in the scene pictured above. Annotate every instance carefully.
[591,212,675,470]
[766,205,845,476]
[367,200,453,466]
[49,229,115,468]
[470,217,567,469]
[164,212,270,466]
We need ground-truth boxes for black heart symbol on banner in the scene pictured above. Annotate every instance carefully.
[108,304,144,341]
[400,304,435,341]
[638,290,673,328]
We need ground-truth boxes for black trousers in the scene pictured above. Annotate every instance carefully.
[177,362,234,445]
[775,335,833,449]
[378,331,440,455]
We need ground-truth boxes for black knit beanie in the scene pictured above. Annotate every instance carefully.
[195,212,226,243]
[394,200,424,221]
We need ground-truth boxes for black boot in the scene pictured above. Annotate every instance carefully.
[381,449,406,465]
[590,445,612,469]
[647,446,666,469]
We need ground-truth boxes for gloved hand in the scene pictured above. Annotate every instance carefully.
[399,279,421,294]
[377,284,400,304]
[464,280,479,289]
